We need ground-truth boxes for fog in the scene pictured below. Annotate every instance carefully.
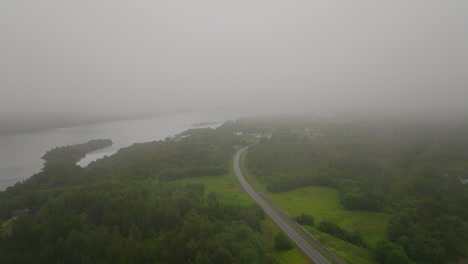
[1,0,467,129]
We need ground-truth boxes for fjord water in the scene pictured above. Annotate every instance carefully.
[0,111,244,190]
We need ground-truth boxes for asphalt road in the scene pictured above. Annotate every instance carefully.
[233,147,332,264]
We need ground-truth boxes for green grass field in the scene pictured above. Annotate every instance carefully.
[247,175,383,263]
[252,183,388,264]
[0,219,11,236]
[268,186,392,245]
[243,152,391,264]
[175,174,254,205]
[242,151,391,245]
[253,178,391,264]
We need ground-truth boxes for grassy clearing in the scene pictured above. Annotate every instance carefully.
[243,153,390,245]
[251,182,388,263]
[268,186,392,245]
[175,174,254,205]
[1,219,11,236]
[175,148,254,205]
[243,153,390,263]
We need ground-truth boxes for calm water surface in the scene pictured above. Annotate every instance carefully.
[0,111,246,190]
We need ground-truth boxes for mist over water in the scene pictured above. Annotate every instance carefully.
[0,110,248,190]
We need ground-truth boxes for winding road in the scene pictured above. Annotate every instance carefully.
[233,147,342,264]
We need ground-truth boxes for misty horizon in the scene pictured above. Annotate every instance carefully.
[1,0,467,128]
[0,1,467,259]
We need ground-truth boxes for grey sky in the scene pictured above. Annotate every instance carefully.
[1,0,467,120]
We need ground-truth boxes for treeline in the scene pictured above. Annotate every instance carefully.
[87,127,241,181]
[41,139,113,165]
[0,181,271,263]
[245,116,468,263]
[247,142,388,212]
[294,213,366,247]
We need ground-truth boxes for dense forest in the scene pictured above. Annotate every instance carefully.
[0,125,283,263]
[245,115,468,263]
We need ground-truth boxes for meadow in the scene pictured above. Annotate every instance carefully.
[268,186,392,244]
[244,164,388,264]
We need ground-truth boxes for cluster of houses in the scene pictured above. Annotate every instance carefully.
[233,128,323,141]
[233,132,272,139]
[171,134,191,142]
[303,128,323,140]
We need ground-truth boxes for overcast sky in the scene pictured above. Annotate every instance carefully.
[1,0,467,121]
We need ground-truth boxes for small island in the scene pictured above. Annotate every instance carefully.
[41,139,113,166]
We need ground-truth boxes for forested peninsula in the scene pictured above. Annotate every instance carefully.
[41,139,113,166]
